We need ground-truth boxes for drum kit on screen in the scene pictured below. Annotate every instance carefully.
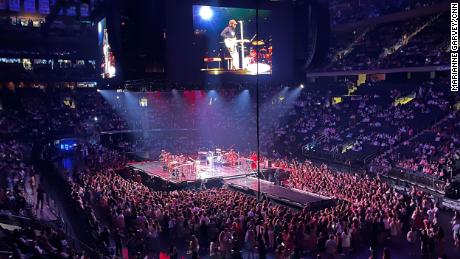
[245,40,272,73]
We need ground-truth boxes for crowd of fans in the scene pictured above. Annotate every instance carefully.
[0,84,458,257]
[319,12,449,72]
[272,80,456,169]
[0,141,30,215]
[62,144,460,258]
[0,87,129,137]
[0,140,87,258]
[1,224,83,258]
[0,110,24,135]
[1,79,458,177]
[374,110,460,181]
[379,14,450,68]
[0,1,456,258]
[2,129,455,258]
[323,83,450,154]
[329,0,446,26]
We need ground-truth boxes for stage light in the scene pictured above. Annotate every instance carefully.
[96,89,100,92]
[108,65,116,77]
[139,97,148,107]
[199,6,213,20]
[300,84,305,88]
[94,116,98,121]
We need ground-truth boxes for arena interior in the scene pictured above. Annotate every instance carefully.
[0,0,459,259]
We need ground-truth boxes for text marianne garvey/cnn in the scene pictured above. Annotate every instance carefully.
[452,3,458,92]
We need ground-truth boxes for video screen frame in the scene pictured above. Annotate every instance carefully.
[98,18,116,79]
[192,5,273,76]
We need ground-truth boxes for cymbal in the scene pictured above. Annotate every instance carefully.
[252,40,265,46]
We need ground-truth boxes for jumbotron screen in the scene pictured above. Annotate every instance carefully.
[98,18,116,79]
[193,5,272,75]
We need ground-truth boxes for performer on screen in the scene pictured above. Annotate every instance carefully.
[220,19,239,70]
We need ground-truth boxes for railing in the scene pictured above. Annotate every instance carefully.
[33,155,107,258]
[0,211,103,258]
[302,148,365,169]
[324,26,374,71]
[379,14,441,59]
[384,168,446,193]
[370,111,457,173]
[332,2,449,33]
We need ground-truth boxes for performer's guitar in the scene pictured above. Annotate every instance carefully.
[224,38,250,49]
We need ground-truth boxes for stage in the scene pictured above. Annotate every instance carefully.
[127,161,255,184]
[225,177,335,210]
[127,160,334,209]
[200,68,271,75]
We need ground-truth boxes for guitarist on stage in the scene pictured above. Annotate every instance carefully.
[220,19,239,70]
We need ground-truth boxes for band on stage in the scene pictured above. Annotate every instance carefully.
[159,149,240,180]
[158,149,294,185]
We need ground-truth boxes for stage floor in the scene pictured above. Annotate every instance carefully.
[128,161,333,208]
[128,161,254,183]
[226,177,332,207]
[200,68,271,75]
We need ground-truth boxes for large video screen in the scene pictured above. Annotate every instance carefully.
[193,5,272,75]
[98,18,116,79]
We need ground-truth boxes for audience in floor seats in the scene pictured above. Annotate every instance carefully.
[0,140,85,258]
[0,141,31,214]
[63,145,453,258]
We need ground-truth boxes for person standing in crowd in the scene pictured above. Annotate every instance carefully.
[189,235,199,258]
[275,245,285,259]
[245,227,256,259]
[435,225,445,258]
[169,245,178,259]
[407,226,417,247]
[382,247,391,259]
[99,227,110,249]
[341,227,351,255]
[368,248,377,259]
[209,241,219,259]
[420,229,430,259]
[452,211,460,248]
[258,233,267,259]
[325,234,337,258]
[219,228,231,258]
[114,228,123,257]
[35,183,45,210]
